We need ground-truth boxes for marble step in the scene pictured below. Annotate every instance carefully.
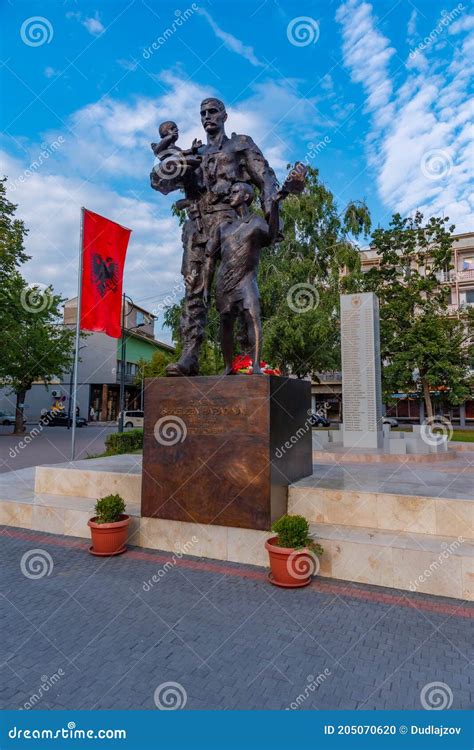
[289,486,473,540]
[311,522,473,600]
[34,456,142,504]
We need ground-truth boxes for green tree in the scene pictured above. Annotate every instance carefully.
[0,177,29,275]
[0,179,76,433]
[135,349,174,381]
[259,167,370,377]
[164,166,370,377]
[362,212,473,418]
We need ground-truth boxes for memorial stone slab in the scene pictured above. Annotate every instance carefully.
[341,293,383,449]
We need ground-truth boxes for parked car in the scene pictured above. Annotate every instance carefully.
[117,410,144,429]
[309,412,331,428]
[382,417,398,427]
[40,412,87,427]
[0,411,26,426]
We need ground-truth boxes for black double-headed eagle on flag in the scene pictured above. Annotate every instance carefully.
[92,253,119,297]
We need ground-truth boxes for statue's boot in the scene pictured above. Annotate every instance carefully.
[165,349,199,377]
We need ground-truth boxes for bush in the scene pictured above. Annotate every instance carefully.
[105,429,143,455]
[271,514,323,555]
[94,494,126,524]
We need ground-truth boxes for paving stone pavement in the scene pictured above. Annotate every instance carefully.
[0,526,472,711]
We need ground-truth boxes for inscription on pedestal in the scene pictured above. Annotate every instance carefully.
[141,375,312,530]
[341,293,383,449]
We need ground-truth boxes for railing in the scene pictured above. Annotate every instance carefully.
[435,271,453,283]
[316,371,342,383]
[116,372,137,385]
[456,269,474,282]
[446,302,474,314]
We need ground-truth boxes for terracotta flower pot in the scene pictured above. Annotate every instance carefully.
[265,536,317,588]
[88,514,130,556]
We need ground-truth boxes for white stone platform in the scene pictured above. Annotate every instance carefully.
[0,453,473,600]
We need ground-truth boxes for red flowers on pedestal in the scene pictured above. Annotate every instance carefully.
[231,354,281,376]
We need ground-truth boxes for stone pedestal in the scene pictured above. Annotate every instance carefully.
[141,375,312,531]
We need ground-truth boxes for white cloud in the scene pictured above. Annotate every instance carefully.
[44,66,60,79]
[116,58,139,72]
[336,0,395,128]
[449,14,474,35]
[336,0,473,233]
[407,8,417,42]
[2,149,181,340]
[2,73,308,339]
[82,13,105,36]
[66,10,105,36]
[197,8,264,67]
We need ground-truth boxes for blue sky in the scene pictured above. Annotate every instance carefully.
[1,0,472,340]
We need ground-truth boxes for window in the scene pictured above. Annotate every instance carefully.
[466,289,474,304]
[463,257,474,270]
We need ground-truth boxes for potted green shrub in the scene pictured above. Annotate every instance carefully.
[265,514,323,588]
[88,494,130,556]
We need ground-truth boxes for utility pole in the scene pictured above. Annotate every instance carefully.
[118,295,144,433]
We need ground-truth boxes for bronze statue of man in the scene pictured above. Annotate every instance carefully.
[150,97,279,376]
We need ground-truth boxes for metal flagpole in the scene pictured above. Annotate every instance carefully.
[71,207,85,461]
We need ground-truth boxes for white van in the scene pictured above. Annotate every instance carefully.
[117,410,144,428]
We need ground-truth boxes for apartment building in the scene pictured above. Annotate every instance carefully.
[357,231,474,424]
[0,298,174,422]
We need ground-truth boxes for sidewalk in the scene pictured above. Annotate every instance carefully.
[1,526,472,711]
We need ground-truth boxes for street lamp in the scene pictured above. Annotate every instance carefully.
[118,293,144,433]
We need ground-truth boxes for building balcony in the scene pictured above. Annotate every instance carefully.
[315,371,342,384]
[447,302,474,315]
[456,269,474,283]
[116,372,137,385]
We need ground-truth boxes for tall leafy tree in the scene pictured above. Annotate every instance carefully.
[0,179,76,433]
[259,167,370,377]
[362,212,473,418]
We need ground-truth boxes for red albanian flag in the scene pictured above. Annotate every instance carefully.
[80,209,132,338]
